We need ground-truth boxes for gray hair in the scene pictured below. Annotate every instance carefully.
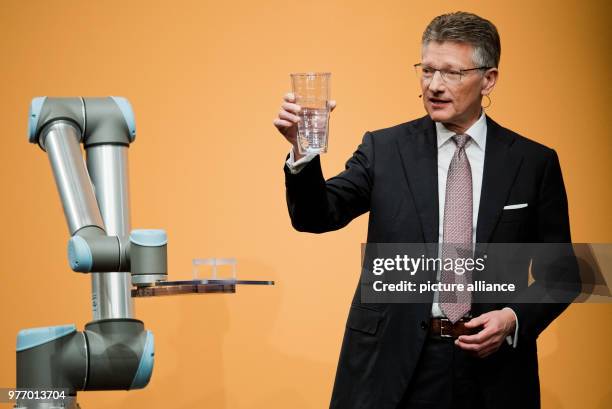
[422,12,501,68]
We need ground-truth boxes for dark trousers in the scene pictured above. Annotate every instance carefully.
[398,337,485,409]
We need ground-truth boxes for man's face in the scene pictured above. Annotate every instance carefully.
[420,41,488,127]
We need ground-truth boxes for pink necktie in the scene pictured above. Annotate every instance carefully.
[440,134,473,323]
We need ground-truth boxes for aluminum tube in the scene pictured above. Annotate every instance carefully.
[87,145,134,320]
[42,122,105,235]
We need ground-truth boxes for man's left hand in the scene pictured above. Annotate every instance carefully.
[454,309,516,358]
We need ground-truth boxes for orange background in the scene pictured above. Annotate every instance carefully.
[0,0,610,408]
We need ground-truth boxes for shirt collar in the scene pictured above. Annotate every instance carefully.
[435,110,487,150]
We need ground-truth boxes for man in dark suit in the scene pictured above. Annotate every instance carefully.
[273,12,579,409]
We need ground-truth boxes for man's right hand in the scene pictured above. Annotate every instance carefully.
[273,92,336,161]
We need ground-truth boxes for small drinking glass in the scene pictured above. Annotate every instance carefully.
[290,72,331,154]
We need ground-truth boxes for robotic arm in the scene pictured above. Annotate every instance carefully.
[17,97,160,409]
[16,97,271,409]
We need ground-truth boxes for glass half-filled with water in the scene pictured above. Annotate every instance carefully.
[291,72,331,154]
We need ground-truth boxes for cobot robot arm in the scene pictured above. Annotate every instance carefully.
[16,97,271,409]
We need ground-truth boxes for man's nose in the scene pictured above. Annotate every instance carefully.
[428,71,445,93]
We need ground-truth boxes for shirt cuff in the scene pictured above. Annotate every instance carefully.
[503,307,519,348]
[285,148,318,174]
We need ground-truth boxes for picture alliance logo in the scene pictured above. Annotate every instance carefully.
[371,254,487,276]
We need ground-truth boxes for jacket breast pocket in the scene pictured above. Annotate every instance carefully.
[346,305,384,335]
[499,206,529,223]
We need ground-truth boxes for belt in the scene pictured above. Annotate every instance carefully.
[429,317,478,339]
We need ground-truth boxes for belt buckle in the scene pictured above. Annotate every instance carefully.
[439,318,453,338]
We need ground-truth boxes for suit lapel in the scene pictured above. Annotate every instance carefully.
[397,116,439,244]
[396,115,523,245]
[476,116,523,244]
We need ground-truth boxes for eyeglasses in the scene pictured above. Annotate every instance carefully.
[414,63,491,84]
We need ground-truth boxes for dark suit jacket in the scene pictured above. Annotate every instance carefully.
[284,115,579,409]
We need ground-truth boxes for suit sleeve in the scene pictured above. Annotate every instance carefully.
[284,132,374,233]
[507,149,581,344]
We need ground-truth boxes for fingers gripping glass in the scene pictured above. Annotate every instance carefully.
[414,63,492,84]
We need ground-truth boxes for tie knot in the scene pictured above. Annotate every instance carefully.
[453,134,470,149]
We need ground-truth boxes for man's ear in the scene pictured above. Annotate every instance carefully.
[481,68,499,96]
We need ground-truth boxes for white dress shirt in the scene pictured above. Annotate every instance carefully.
[285,111,518,346]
